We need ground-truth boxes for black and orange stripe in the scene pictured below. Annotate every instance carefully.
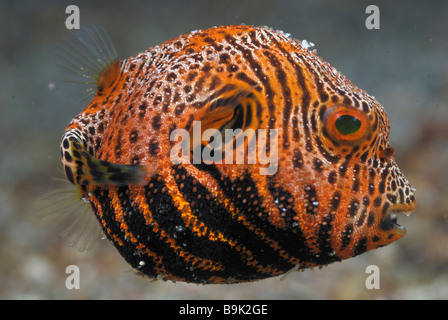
[61,25,417,283]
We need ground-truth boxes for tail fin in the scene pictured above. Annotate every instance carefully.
[61,129,155,186]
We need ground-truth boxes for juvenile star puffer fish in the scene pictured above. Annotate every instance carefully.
[56,25,416,284]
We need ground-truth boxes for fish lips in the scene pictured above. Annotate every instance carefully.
[380,202,416,235]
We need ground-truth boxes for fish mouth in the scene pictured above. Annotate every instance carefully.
[381,203,416,235]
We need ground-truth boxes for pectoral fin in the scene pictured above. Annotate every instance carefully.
[189,84,264,158]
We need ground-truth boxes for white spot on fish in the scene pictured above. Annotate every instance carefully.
[301,40,315,49]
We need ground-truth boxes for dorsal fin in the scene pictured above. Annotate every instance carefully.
[54,25,120,104]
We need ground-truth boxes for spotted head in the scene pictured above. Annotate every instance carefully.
[268,43,418,263]
[306,88,417,261]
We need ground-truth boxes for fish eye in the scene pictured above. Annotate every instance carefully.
[324,105,370,144]
[335,115,362,135]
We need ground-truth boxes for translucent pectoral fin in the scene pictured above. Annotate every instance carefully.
[189,84,264,157]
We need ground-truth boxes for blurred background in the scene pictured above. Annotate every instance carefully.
[0,0,447,299]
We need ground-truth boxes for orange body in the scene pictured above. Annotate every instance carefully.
[61,25,416,283]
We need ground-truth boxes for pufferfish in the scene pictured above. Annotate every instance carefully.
[54,25,416,284]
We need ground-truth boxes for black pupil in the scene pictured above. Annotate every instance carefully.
[335,115,361,135]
